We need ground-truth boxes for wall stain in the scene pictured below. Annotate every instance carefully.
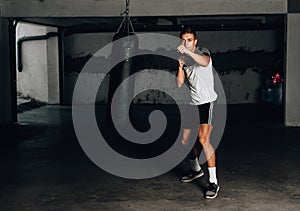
[212,47,283,77]
[65,46,283,79]
[245,92,250,100]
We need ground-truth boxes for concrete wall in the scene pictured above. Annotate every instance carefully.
[285,13,300,126]
[0,18,14,124]
[64,30,282,104]
[1,0,287,17]
[64,33,114,104]
[16,22,59,104]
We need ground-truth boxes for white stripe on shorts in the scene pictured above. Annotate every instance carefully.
[208,102,214,125]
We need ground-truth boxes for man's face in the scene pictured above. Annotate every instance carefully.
[181,33,198,52]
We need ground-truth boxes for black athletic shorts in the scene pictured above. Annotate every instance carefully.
[181,102,214,129]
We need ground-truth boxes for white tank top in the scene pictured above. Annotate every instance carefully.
[184,47,218,105]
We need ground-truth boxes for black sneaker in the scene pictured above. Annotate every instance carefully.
[180,169,204,183]
[205,182,220,199]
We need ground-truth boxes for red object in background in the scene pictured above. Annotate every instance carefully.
[272,73,284,84]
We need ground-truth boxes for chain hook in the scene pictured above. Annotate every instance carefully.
[116,0,135,35]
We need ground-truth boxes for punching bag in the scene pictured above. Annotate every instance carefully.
[107,18,138,126]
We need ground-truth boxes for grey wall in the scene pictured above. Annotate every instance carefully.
[64,30,282,104]
[16,22,59,104]
[285,13,300,126]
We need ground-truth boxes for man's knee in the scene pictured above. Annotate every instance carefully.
[199,135,209,146]
[198,124,212,146]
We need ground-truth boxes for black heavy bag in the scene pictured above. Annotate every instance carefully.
[107,27,139,126]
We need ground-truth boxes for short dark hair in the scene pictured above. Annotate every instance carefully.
[180,27,197,39]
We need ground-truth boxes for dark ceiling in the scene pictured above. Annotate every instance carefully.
[20,15,284,36]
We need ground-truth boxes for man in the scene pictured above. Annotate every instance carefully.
[176,27,219,199]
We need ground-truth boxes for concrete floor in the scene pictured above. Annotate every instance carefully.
[0,104,300,210]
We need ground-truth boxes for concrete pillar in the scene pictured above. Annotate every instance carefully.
[0,18,15,124]
[285,13,300,126]
[46,27,60,104]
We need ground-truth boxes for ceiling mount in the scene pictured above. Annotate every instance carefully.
[116,0,135,35]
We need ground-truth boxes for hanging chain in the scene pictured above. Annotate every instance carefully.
[125,0,130,16]
[116,0,135,35]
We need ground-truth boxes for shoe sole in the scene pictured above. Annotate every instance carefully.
[180,172,204,183]
[205,186,220,199]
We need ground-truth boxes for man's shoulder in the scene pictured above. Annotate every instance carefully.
[196,47,211,56]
